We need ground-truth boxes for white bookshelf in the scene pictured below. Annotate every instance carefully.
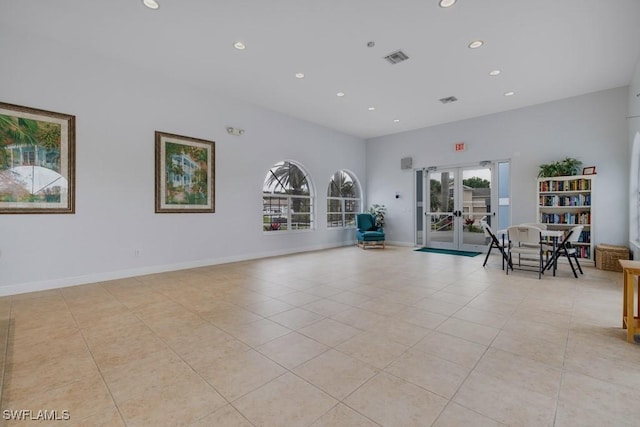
[537,174,594,260]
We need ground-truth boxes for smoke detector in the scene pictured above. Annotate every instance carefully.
[227,127,245,136]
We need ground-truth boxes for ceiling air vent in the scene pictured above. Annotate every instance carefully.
[439,96,458,104]
[384,50,409,65]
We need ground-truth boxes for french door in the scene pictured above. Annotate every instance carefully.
[416,164,495,252]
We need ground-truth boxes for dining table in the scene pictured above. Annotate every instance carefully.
[496,226,566,276]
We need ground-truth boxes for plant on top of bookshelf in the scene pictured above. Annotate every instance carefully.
[538,157,583,177]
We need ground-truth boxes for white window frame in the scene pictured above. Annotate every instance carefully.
[262,161,314,233]
[327,197,360,228]
[326,170,362,229]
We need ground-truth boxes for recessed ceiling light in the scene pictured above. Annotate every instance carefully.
[504,91,515,96]
[439,0,457,7]
[336,92,345,97]
[489,69,501,76]
[233,42,246,50]
[368,107,376,111]
[295,73,305,79]
[142,0,159,9]
[468,40,484,49]
[393,119,400,123]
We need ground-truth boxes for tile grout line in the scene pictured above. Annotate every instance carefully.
[395,297,501,426]
[99,280,247,425]
[423,282,534,426]
[115,274,343,424]
[552,288,578,427]
[210,295,380,425]
[1,247,626,426]
[60,286,129,426]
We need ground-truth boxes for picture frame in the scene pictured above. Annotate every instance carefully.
[0,101,75,214]
[155,131,215,213]
[582,166,596,175]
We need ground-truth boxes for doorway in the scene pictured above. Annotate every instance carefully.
[415,163,505,252]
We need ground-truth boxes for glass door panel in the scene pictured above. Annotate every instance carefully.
[497,161,511,231]
[460,166,492,251]
[421,164,495,251]
[415,169,424,246]
[426,169,456,248]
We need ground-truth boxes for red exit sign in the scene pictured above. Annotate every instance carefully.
[454,142,466,152]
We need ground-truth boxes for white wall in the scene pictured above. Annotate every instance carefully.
[366,87,629,248]
[0,30,366,295]
[628,57,640,259]
[629,58,640,141]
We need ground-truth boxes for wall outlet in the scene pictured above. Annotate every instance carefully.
[134,249,141,257]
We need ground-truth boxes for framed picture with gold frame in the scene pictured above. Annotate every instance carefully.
[0,102,76,214]
[155,131,215,213]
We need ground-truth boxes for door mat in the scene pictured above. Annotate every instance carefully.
[414,247,481,257]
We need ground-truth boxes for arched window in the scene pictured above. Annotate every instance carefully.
[327,170,361,228]
[263,161,313,232]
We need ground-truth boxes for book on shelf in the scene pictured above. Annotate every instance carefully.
[577,230,591,243]
[576,245,590,259]
[537,174,594,260]
[538,178,591,192]
[539,194,590,207]
[539,211,591,225]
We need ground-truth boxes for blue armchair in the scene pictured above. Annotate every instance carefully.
[356,213,386,249]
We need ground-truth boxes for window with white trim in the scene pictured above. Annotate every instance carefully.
[263,161,313,232]
[327,170,361,228]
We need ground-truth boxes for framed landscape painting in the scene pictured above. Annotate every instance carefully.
[0,102,76,214]
[155,131,215,213]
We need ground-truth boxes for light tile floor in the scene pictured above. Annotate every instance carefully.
[1,246,639,426]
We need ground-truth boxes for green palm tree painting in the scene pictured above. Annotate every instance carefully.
[0,114,61,170]
[0,113,62,203]
[164,142,208,205]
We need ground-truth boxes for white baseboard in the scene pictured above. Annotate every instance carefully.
[0,241,357,297]
[386,240,415,247]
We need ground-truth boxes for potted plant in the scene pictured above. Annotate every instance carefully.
[556,157,582,176]
[368,204,387,228]
[538,157,582,177]
[537,162,559,178]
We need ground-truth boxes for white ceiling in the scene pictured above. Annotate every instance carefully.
[3,0,640,139]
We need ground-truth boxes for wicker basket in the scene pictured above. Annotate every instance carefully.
[595,244,630,272]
